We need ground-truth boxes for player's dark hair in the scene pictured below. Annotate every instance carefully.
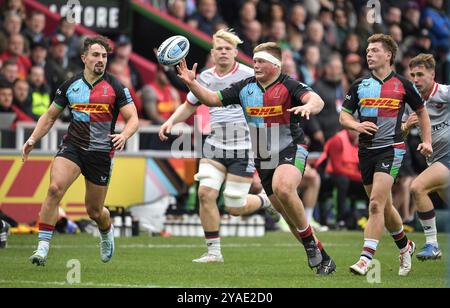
[82,35,113,55]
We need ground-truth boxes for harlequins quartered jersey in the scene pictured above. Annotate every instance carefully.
[53,72,134,152]
[342,71,424,149]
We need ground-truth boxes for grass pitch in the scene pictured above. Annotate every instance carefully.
[0,231,448,288]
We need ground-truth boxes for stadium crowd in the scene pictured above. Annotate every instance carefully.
[0,0,449,230]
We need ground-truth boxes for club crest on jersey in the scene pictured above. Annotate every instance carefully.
[71,103,109,113]
[102,86,109,96]
[246,106,283,117]
[360,98,401,109]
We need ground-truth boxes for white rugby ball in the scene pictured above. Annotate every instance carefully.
[156,35,190,66]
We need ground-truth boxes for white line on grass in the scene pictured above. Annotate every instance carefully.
[0,279,172,288]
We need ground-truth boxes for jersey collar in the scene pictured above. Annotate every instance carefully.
[257,74,282,92]
[82,72,105,89]
[371,70,395,84]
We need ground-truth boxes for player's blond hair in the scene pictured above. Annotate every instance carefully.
[409,53,436,71]
[212,29,243,48]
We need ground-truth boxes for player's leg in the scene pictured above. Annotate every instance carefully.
[193,159,225,263]
[30,156,81,266]
[82,149,115,263]
[411,162,449,260]
[299,165,328,232]
[85,180,114,263]
[350,173,393,275]
[384,192,416,276]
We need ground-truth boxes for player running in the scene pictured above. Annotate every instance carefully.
[175,42,337,276]
[340,34,433,276]
[159,29,280,263]
[403,53,449,261]
[23,36,139,266]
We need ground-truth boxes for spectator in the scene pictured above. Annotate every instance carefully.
[421,0,450,52]
[30,39,48,67]
[401,1,421,38]
[267,20,289,49]
[0,0,26,21]
[334,8,351,50]
[22,11,46,46]
[312,54,345,141]
[12,78,32,118]
[56,17,82,66]
[298,44,320,86]
[410,29,433,55]
[388,24,404,62]
[112,35,143,91]
[0,33,31,79]
[141,66,181,124]
[167,0,188,22]
[305,20,332,64]
[341,32,363,59]
[240,20,262,57]
[0,60,18,84]
[45,34,78,96]
[27,65,50,121]
[187,0,224,36]
[233,1,257,37]
[287,3,307,36]
[384,5,402,26]
[344,53,364,85]
[0,11,23,54]
[0,79,33,129]
[318,6,338,49]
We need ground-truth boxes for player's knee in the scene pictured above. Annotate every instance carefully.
[411,180,426,197]
[368,199,383,215]
[198,186,218,205]
[273,184,294,202]
[47,183,64,199]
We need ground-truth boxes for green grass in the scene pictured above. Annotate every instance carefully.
[0,231,448,288]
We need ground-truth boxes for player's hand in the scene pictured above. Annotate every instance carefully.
[287,105,313,120]
[176,58,197,85]
[417,142,433,158]
[109,133,127,152]
[355,121,378,136]
[21,137,36,162]
[405,113,419,131]
[159,121,173,141]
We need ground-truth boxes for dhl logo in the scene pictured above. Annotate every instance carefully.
[360,98,401,109]
[246,106,283,117]
[71,103,109,113]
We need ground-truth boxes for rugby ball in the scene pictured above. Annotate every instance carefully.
[156,35,190,66]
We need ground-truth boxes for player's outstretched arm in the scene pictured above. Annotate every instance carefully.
[110,104,139,152]
[287,92,325,120]
[22,104,63,162]
[159,101,197,141]
[176,59,222,108]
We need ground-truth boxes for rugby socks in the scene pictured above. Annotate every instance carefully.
[298,225,315,245]
[38,223,55,252]
[205,231,221,256]
[417,210,438,246]
[391,228,409,253]
[360,239,379,264]
[99,224,112,241]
